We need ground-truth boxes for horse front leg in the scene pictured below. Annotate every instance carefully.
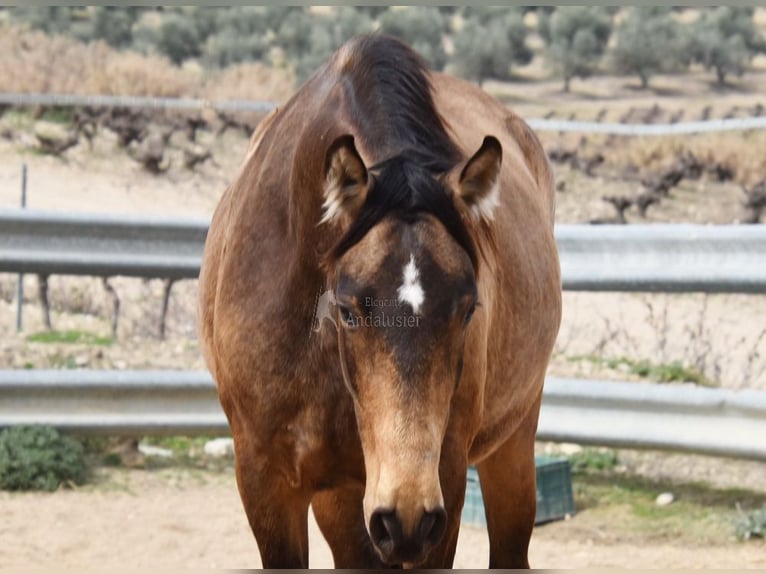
[312,485,391,568]
[232,430,311,568]
[418,439,468,569]
[476,395,542,569]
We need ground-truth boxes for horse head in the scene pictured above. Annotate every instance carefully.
[317,133,502,565]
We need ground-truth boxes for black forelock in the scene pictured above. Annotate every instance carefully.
[329,153,478,271]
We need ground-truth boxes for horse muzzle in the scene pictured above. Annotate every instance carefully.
[368,505,447,565]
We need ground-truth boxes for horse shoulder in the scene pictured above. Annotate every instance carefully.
[198,183,233,381]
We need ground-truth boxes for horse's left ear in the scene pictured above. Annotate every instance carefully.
[457,136,502,222]
[321,134,369,224]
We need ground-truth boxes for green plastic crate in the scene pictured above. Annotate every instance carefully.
[461,456,575,527]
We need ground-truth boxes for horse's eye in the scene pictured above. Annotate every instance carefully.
[338,305,358,330]
[464,303,477,325]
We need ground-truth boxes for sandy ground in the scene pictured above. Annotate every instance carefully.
[1,467,764,569]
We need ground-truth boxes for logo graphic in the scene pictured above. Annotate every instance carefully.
[312,288,337,333]
[310,288,422,334]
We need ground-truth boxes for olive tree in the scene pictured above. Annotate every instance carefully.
[611,7,683,88]
[543,6,613,92]
[452,9,531,85]
[689,7,764,85]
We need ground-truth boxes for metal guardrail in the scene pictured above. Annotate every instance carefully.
[1,370,765,461]
[556,224,766,293]
[526,116,766,135]
[1,210,765,293]
[3,92,766,135]
[0,370,226,436]
[539,378,766,461]
[0,92,276,114]
[0,209,208,280]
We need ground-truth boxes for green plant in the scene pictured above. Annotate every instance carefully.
[26,329,113,346]
[141,435,215,456]
[101,452,123,467]
[568,448,619,473]
[40,108,73,124]
[736,504,766,540]
[155,10,203,65]
[568,355,716,387]
[0,426,89,491]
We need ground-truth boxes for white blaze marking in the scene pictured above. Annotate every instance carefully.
[397,254,425,314]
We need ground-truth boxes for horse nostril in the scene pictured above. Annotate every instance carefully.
[418,507,447,547]
[369,509,401,555]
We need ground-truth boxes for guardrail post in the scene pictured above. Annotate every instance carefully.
[159,278,175,340]
[37,273,52,331]
[15,163,27,332]
[102,277,120,338]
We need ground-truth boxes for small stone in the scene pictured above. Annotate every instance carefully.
[558,443,583,456]
[204,438,234,457]
[74,355,89,367]
[114,360,127,370]
[138,443,173,458]
[656,492,675,506]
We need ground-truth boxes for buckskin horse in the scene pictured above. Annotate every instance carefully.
[199,35,561,568]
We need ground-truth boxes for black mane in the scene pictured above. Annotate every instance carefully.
[340,34,460,168]
[328,35,477,270]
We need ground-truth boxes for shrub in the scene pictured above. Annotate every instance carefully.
[90,7,141,48]
[568,448,619,473]
[736,504,766,540]
[204,32,270,68]
[155,10,202,65]
[201,7,271,68]
[9,6,78,36]
[203,62,295,103]
[0,426,89,491]
[0,25,196,98]
[273,8,313,62]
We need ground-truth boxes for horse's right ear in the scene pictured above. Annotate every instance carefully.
[321,135,369,224]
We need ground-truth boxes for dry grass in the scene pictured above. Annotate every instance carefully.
[546,132,766,188]
[203,62,296,104]
[551,292,766,389]
[0,25,194,97]
[0,24,295,102]
[86,51,197,98]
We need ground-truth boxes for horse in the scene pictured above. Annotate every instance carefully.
[198,34,561,569]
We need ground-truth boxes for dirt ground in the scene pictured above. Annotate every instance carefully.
[1,466,764,569]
